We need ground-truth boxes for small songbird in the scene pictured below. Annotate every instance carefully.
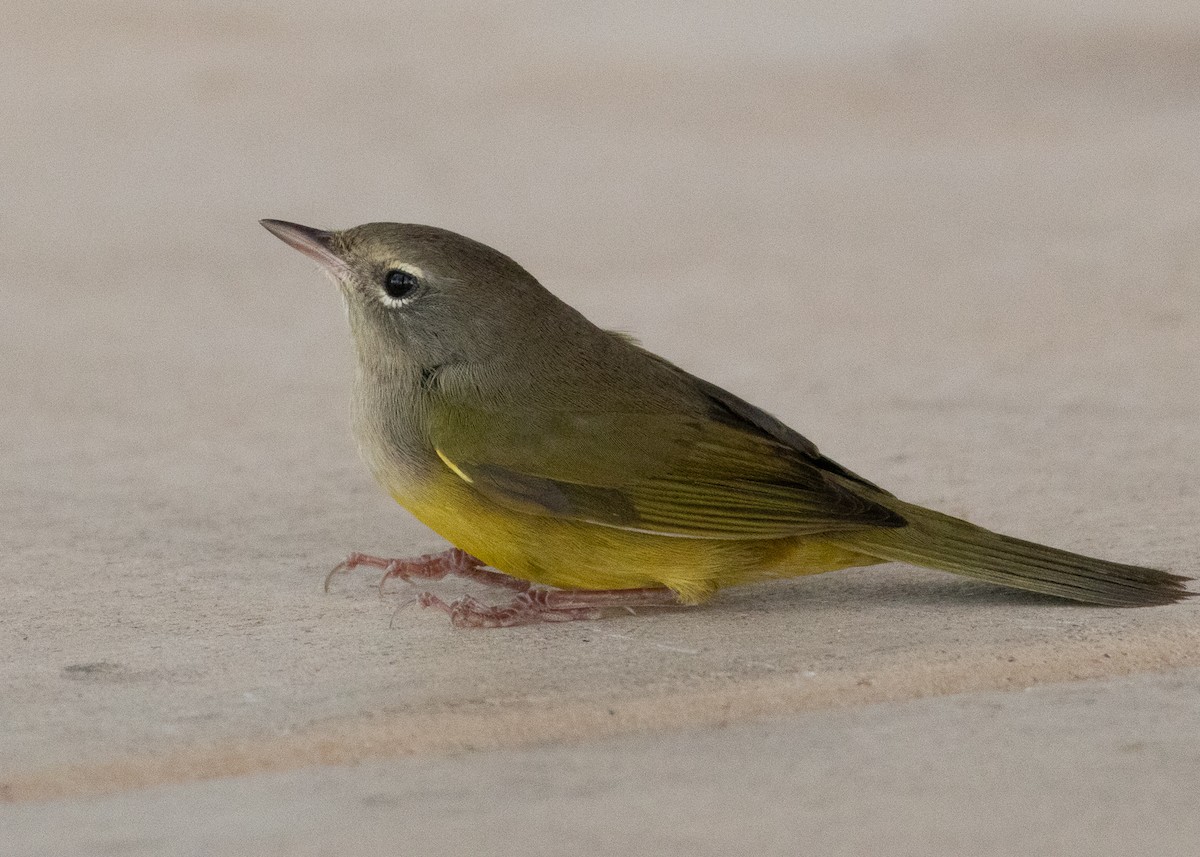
[260,219,1191,627]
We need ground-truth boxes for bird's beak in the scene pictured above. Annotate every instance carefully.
[260,219,348,274]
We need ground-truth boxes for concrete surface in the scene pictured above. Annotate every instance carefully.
[6,670,1200,857]
[2,0,1198,853]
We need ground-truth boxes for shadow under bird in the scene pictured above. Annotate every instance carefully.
[260,219,1192,627]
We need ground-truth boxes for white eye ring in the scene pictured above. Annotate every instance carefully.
[380,263,424,307]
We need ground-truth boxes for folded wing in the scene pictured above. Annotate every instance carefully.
[431,405,904,539]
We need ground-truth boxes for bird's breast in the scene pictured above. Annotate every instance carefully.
[350,374,440,504]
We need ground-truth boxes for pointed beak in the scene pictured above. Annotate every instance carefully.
[260,219,348,274]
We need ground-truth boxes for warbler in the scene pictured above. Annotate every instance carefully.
[261,219,1191,627]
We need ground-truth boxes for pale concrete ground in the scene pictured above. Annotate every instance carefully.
[6,670,1200,857]
[2,0,1199,853]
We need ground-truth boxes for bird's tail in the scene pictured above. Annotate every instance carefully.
[845,499,1192,606]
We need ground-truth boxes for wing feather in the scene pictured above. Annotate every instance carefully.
[431,406,903,539]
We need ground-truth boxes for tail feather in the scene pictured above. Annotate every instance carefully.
[848,501,1192,607]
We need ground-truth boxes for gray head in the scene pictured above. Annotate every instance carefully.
[260,220,580,376]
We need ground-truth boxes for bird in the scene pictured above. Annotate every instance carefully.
[260,219,1192,627]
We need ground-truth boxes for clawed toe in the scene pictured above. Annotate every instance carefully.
[414,591,603,628]
[324,551,372,592]
[324,548,523,595]
[325,550,681,628]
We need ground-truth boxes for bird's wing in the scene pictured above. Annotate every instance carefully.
[645,350,895,495]
[430,405,903,539]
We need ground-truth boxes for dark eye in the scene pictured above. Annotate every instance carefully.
[383,269,419,300]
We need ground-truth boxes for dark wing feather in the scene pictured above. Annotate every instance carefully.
[431,405,903,539]
[659,356,894,495]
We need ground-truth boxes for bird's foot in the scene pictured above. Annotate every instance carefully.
[410,587,682,629]
[324,548,530,595]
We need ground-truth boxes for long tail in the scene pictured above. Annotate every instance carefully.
[845,499,1192,607]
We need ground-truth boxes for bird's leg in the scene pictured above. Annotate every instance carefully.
[324,548,531,595]
[414,587,683,629]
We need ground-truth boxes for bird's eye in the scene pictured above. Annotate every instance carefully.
[383,269,419,300]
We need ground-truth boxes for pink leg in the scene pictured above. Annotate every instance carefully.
[414,587,683,629]
[324,548,531,595]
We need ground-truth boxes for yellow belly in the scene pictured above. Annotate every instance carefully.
[398,471,880,603]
